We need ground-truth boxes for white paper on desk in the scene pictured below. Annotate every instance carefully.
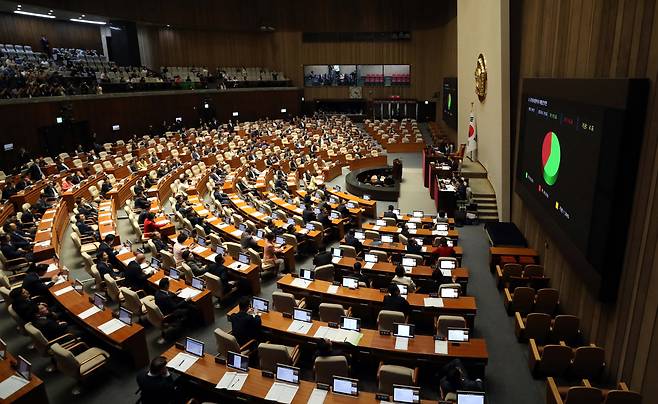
[435,339,448,355]
[409,218,421,223]
[371,225,381,231]
[395,336,409,350]
[53,276,67,285]
[41,218,53,223]
[441,269,452,277]
[331,257,341,264]
[78,306,101,319]
[230,230,243,237]
[118,247,130,255]
[48,263,58,271]
[177,288,201,299]
[98,318,126,335]
[197,209,209,216]
[408,229,417,235]
[167,352,199,372]
[191,246,207,254]
[218,223,229,230]
[155,220,170,225]
[227,262,248,271]
[0,375,30,399]
[265,382,299,404]
[122,257,136,266]
[327,285,339,294]
[37,228,49,233]
[435,231,448,236]
[290,278,311,289]
[363,262,375,269]
[54,285,74,296]
[100,220,113,225]
[287,320,312,335]
[424,297,444,308]
[308,387,328,404]
[404,266,413,274]
[35,240,51,248]
[205,253,218,262]
[216,372,248,391]
[297,228,309,235]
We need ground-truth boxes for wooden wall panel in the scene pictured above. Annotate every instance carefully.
[510,0,658,395]
[0,12,101,51]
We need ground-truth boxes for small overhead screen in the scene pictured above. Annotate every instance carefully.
[442,77,458,130]
[112,124,120,131]
[515,78,649,301]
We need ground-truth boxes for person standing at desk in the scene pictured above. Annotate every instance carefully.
[382,283,410,315]
[229,296,262,346]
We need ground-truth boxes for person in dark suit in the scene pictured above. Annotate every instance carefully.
[75,214,95,237]
[206,254,234,289]
[302,204,316,223]
[240,230,259,250]
[384,205,398,219]
[33,196,48,215]
[134,193,151,210]
[344,229,363,254]
[100,180,113,197]
[28,161,45,181]
[136,356,182,404]
[337,203,350,218]
[228,296,262,346]
[150,232,168,256]
[439,358,484,398]
[97,234,121,267]
[1,234,28,261]
[125,253,148,291]
[381,283,410,315]
[96,251,117,278]
[352,261,370,287]
[22,264,53,297]
[313,247,332,267]
[154,278,195,331]
[10,287,39,322]
[406,237,423,254]
[317,208,332,228]
[33,303,69,340]
[6,222,32,248]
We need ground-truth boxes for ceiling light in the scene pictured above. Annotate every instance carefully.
[81,14,85,17]
[15,10,55,19]
[70,18,106,25]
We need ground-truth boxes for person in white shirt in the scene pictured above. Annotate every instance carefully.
[173,233,188,264]
[392,265,416,293]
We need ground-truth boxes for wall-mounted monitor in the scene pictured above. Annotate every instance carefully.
[442,77,457,130]
[304,65,357,87]
[515,78,649,301]
[56,116,63,124]
[112,124,120,131]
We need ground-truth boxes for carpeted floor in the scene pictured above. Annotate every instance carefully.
[0,148,545,403]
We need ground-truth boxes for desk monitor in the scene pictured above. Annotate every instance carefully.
[300,268,314,281]
[293,307,312,323]
[393,385,421,403]
[364,253,378,263]
[330,211,340,220]
[436,223,449,232]
[191,277,205,290]
[216,246,225,255]
[196,237,207,247]
[314,208,321,215]
[93,293,106,310]
[394,323,415,338]
[375,220,386,226]
[456,391,485,404]
[275,236,286,245]
[406,222,417,229]
[151,257,161,270]
[441,287,460,299]
[305,223,315,231]
[0,338,6,360]
[74,279,84,294]
[252,297,269,313]
[396,284,408,296]
[330,197,340,204]
[340,316,361,331]
[402,257,417,267]
[363,194,371,200]
[238,223,247,232]
[16,355,31,380]
[332,376,359,396]
[256,229,265,239]
[414,238,424,246]
[287,199,295,205]
[275,364,300,384]
[227,351,249,372]
[342,277,359,289]
[238,253,250,264]
[447,328,470,343]
[287,218,296,226]
[346,202,357,209]
[169,267,181,280]
[382,235,394,243]
[354,231,365,241]
[446,239,455,247]
[118,307,133,325]
[334,185,341,192]
[185,337,204,357]
[332,248,342,257]
[393,209,401,216]
[440,260,456,270]
[412,211,424,218]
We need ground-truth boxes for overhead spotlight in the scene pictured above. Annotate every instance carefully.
[424,100,429,105]
[15,10,55,19]
[81,14,86,17]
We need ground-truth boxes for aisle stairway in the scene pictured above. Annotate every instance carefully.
[461,160,499,223]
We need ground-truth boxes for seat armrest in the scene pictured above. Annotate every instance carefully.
[68,341,90,354]
[48,333,78,346]
[240,338,258,352]
[412,367,418,384]
[345,307,352,317]
[582,379,592,388]
[297,298,306,309]
[546,377,563,404]
[503,288,512,312]
[528,338,540,376]
[290,345,300,365]
[78,352,108,366]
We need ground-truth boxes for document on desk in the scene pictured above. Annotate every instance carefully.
[99,220,113,225]
[435,339,448,355]
[433,230,449,236]
[308,387,328,404]
[167,352,199,372]
[290,278,311,289]
[409,217,421,223]
[205,253,218,262]
[218,223,230,230]
[98,318,126,335]
[230,230,243,237]
[0,375,30,399]
[394,337,409,351]
[363,262,375,269]
[53,285,75,296]
[371,225,381,231]
[34,240,51,248]
[197,209,209,216]
[331,257,341,264]
[177,287,201,299]
[77,305,101,319]
[441,269,453,277]
[424,297,444,307]
[155,219,170,225]
[287,320,312,335]
[408,229,417,235]
[216,372,248,391]
[326,285,339,294]
[191,246,207,254]
[227,262,248,271]
[265,382,299,404]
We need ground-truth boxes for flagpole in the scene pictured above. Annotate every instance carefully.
[469,102,474,161]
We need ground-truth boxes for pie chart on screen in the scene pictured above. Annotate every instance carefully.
[542,131,561,186]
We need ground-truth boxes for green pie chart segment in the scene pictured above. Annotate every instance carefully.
[448,93,452,110]
[541,131,561,186]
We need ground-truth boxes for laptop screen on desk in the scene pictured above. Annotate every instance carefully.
[354,231,365,240]
[227,351,249,372]
[300,268,314,281]
[293,308,312,322]
[342,277,358,289]
[275,364,300,384]
[402,258,416,267]
[376,220,386,226]
[440,260,456,269]
[238,253,250,264]
[252,297,269,312]
[216,246,225,255]
[118,307,133,325]
[382,235,394,243]
[93,293,106,310]
[151,257,161,269]
[332,248,342,257]
[340,316,360,331]
[448,328,470,343]
[191,277,205,290]
[412,211,423,218]
[16,355,31,380]
[333,376,358,396]
[441,287,460,298]
[196,237,206,247]
[393,385,421,403]
[394,323,415,338]
[456,391,485,404]
[169,268,180,280]
[364,253,378,263]
[275,236,286,245]
[436,223,449,232]
[185,337,204,357]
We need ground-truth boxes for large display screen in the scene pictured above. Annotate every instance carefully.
[442,77,457,129]
[304,65,410,87]
[515,78,648,301]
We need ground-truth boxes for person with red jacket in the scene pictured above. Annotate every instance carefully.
[432,237,455,257]
[143,212,165,237]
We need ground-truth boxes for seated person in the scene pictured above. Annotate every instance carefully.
[352,262,370,287]
[10,287,39,322]
[124,253,149,291]
[313,338,349,363]
[33,197,49,215]
[406,238,423,254]
[381,283,410,315]
[240,229,259,250]
[143,213,165,237]
[181,250,204,276]
[97,234,121,268]
[75,214,96,238]
[22,263,54,297]
[439,358,484,398]
[97,251,119,278]
[206,254,237,289]
[100,180,113,197]
[33,303,71,340]
[344,229,363,254]
[263,233,286,274]
[149,232,168,256]
[384,204,397,219]
[228,296,262,346]
[317,208,331,228]
[173,233,189,264]
[134,193,151,210]
[302,204,316,223]
[432,237,455,257]
[392,265,417,293]
[136,356,182,404]
[154,278,195,338]
[6,222,33,248]
[313,247,332,267]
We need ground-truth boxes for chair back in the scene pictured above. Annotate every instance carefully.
[144,296,165,328]
[436,315,467,339]
[226,242,242,258]
[377,310,405,331]
[525,313,552,343]
[24,322,50,355]
[403,254,423,265]
[398,234,408,245]
[104,274,122,302]
[539,344,573,376]
[319,303,346,323]
[535,288,559,314]
[339,245,357,258]
[378,364,415,395]
[214,328,240,360]
[258,343,292,373]
[7,304,25,330]
[90,265,104,290]
[371,250,388,262]
[180,263,194,283]
[272,291,297,314]
[314,264,334,282]
[523,264,544,278]
[511,287,536,315]
[603,390,642,404]
[161,250,176,269]
[120,287,144,314]
[314,356,349,385]
[365,230,380,240]
[51,343,81,379]
[551,315,580,344]
[563,387,603,404]
[571,346,605,379]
